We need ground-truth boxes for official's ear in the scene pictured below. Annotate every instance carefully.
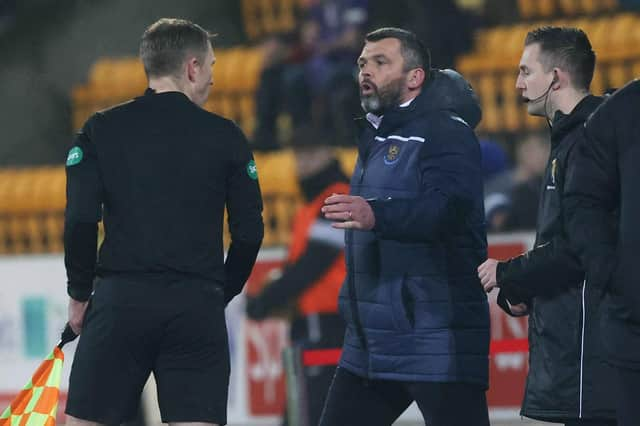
[551,68,564,90]
[186,57,199,83]
[407,68,426,90]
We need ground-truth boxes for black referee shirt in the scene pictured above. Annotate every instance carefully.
[64,89,264,303]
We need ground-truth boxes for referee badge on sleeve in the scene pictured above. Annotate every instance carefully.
[66,147,83,166]
[246,160,258,180]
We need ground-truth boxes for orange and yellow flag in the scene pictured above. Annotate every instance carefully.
[0,346,65,426]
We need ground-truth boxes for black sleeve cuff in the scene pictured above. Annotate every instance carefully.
[67,284,92,302]
[367,198,386,235]
[224,240,262,305]
[497,261,531,302]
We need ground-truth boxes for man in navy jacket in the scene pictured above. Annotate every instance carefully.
[320,27,489,426]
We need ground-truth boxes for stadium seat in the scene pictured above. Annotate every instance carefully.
[45,214,63,253]
[557,0,579,16]
[518,0,537,20]
[476,75,500,132]
[501,73,522,132]
[607,63,630,90]
[580,0,599,15]
[239,95,257,137]
[241,0,302,40]
[632,60,640,80]
[0,220,8,255]
[591,66,606,96]
[538,0,556,18]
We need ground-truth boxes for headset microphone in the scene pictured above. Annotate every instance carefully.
[523,74,558,104]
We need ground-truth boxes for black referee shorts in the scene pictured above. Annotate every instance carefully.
[66,275,230,425]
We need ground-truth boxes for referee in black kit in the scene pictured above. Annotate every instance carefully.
[63,18,263,426]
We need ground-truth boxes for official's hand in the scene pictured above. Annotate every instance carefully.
[509,302,529,317]
[321,194,375,230]
[68,297,89,335]
[477,258,500,293]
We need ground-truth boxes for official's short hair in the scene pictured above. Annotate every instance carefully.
[140,18,214,79]
[525,26,595,91]
[365,27,431,72]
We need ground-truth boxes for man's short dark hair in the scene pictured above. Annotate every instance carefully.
[140,18,213,79]
[365,27,431,72]
[525,26,595,91]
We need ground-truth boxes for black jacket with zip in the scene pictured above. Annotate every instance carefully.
[566,80,640,372]
[495,95,616,422]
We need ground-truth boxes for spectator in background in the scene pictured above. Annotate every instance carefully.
[252,0,368,151]
[252,30,316,151]
[398,0,477,69]
[246,130,348,426]
[479,138,510,182]
[478,27,616,426]
[484,132,548,232]
[302,0,369,145]
[304,0,368,89]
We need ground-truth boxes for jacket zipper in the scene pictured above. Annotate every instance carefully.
[347,157,369,362]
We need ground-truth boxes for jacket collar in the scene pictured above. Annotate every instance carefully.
[550,95,602,144]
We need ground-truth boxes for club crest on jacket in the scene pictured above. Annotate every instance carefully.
[384,144,400,165]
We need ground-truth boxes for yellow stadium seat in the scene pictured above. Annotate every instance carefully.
[27,217,44,253]
[485,27,511,56]
[632,60,640,80]
[524,110,543,130]
[506,25,528,59]
[254,150,299,195]
[591,66,606,96]
[608,14,638,59]
[219,96,239,121]
[274,0,296,33]
[239,95,257,137]
[335,148,358,176]
[579,0,598,15]
[501,73,522,132]
[240,49,265,92]
[45,214,64,253]
[213,49,245,92]
[46,169,66,212]
[260,0,280,35]
[476,74,500,132]
[0,220,8,255]
[242,0,303,40]
[0,169,17,213]
[9,216,28,254]
[537,0,556,18]
[607,63,631,90]
[518,0,537,19]
[557,0,579,16]
[241,0,261,40]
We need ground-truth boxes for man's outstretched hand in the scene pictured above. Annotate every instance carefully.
[322,194,375,230]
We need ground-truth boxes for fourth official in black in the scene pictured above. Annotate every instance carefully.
[478,27,616,425]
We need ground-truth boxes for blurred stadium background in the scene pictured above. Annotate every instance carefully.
[0,0,638,424]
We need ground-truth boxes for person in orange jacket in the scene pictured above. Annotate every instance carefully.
[246,139,348,426]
